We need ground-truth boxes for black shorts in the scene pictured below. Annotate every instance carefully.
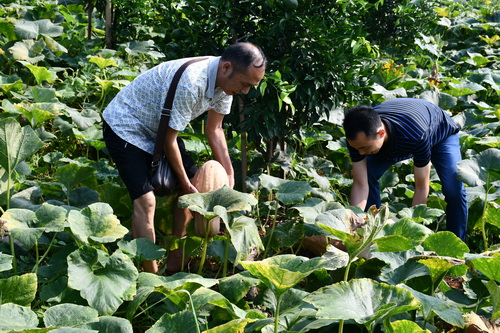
[103,121,198,201]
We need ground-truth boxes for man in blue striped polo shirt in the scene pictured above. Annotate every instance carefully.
[343,98,468,241]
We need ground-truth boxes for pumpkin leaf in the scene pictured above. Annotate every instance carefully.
[67,246,138,315]
[304,278,418,331]
[68,203,128,245]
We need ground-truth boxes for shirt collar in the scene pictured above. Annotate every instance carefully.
[206,57,220,98]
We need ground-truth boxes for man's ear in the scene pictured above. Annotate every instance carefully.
[221,61,232,75]
[377,126,385,138]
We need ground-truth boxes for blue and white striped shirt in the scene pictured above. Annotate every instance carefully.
[348,98,459,167]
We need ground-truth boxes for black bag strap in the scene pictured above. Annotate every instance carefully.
[152,57,208,166]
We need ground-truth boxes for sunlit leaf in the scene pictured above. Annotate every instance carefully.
[304,278,418,331]
[219,271,261,304]
[0,303,38,330]
[147,310,198,333]
[390,319,431,332]
[292,198,343,224]
[0,273,37,306]
[2,203,66,248]
[0,253,13,272]
[68,202,128,244]
[0,118,44,180]
[118,238,166,261]
[8,40,45,64]
[178,186,257,220]
[422,231,469,259]
[471,257,500,283]
[67,246,138,315]
[374,235,413,252]
[43,303,99,327]
[457,148,500,187]
[240,254,329,298]
[397,205,444,225]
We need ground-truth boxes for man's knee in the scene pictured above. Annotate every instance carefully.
[133,191,156,214]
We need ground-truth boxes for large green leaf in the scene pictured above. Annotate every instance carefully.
[22,62,56,84]
[191,287,247,319]
[67,246,138,315]
[418,258,454,287]
[202,319,255,333]
[378,253,430,285]
[146,310,198,333]
[0,273,37,306]
[380,218,433,246]
[14,19,64,39]
[240,254,330,298]
[0,75,24,94]
[471,257,500,283]
[219,271,261,304]
[88,56,118,69]
[55,163,96,194]
[8,40,45,64]
[422,231,469,259]
[0,303,38,330]
[0,118,44,179]
[292,198,343,224]
[401,285,465,328]
[126,272,218,320]
[0,253,13,272]
[117,238,166,261]
[68,203,128,245]
[457,148,500,187]
[373,235,414,252]
[43,304,99,328]
[390,319,431,332]
[259,173,287,190]
[397,205,445,225]
[275,180,313,205]
[2,203,66,248]
[215,208,264,265]
[178,186,257,220]
[304,278,418,331]
[85,316,133,333]
[485,280,500,321]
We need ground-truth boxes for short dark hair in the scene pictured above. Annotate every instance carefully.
[343,106,382,140]
[221,42,267,74]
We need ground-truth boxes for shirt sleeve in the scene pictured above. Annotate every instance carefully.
[169,88,198,131]
[412,137,432,167]
[210,95,233,115]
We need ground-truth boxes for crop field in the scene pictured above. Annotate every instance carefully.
[0,0,499,332]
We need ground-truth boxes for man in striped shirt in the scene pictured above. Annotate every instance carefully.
[343,98,468,241]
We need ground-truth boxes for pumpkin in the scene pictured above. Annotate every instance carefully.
[192,160,230,237]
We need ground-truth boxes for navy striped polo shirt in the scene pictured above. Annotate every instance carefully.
[347,98,460,167]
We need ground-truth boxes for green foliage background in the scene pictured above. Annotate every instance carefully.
[0,0,499,331]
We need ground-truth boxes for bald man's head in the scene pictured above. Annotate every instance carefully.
[220,42,267,75]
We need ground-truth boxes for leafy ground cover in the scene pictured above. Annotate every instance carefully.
[0,0,499,332]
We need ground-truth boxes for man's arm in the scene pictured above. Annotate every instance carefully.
[412,163,431,206]
[164,127,199,194]
[205,109,235,188]
[350,159,369,211]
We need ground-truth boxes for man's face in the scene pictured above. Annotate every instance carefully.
[218,62,265,95]
[347,129,385,156]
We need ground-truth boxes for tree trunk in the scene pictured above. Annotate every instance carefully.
[87,0,93,40]
[238,96,247,192]
[105,0,112,49]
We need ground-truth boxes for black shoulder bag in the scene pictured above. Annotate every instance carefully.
[150,57,207,196]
